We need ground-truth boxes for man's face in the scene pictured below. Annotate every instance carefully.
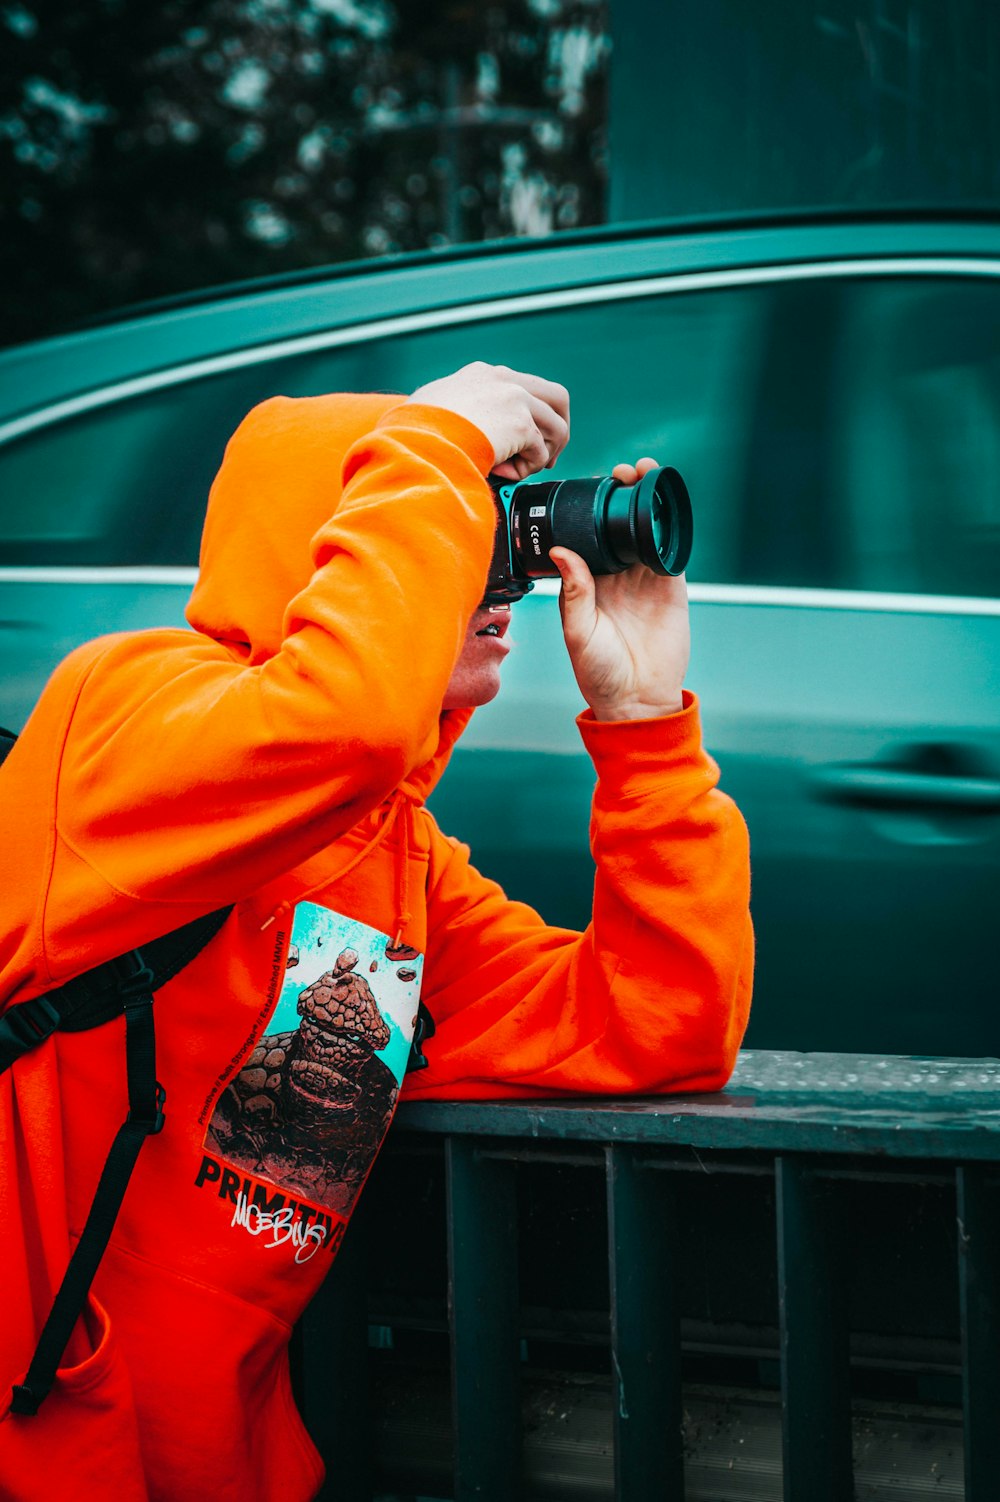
[442,605,513,710]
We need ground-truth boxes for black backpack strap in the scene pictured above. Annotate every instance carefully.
[2,906,232,1415]
[0,907,232,1071]
[10,952,162,1414]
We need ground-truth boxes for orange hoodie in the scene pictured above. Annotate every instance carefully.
[0,395,752,1501]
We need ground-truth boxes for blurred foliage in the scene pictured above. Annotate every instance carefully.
[0,0,609,346]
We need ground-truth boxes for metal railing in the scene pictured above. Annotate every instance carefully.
[294,1050,1000,1501]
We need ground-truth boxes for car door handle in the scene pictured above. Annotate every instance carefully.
[814,765,1000,812]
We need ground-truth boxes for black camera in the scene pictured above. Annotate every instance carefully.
[482,466,693,607]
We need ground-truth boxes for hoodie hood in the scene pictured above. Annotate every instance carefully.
[186,392,476,803]
[188,393,401,665]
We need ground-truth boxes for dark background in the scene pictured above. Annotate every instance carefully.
[0,0,609,346]
[2,0,999,350]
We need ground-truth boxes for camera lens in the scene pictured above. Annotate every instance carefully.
[509,466,692,580]
[482,465,693,607]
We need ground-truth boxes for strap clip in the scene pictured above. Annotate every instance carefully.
[116,960,156,1003]
[0,994,62,1058]
[128,1079,166,1135]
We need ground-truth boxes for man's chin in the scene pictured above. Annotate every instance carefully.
[442,673,503,712]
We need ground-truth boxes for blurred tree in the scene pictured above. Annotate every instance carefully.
[0,0,609,346]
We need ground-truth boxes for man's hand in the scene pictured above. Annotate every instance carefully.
[406,362,570,480]
[550,457,690,721]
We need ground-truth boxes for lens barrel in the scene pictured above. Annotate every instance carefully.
[483,465,692,606]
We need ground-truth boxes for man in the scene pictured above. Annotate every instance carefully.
[0,362,752,1500]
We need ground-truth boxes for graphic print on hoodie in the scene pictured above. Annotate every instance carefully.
[205,903,422,1222]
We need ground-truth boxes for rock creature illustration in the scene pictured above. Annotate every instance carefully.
[206,946,400,1213]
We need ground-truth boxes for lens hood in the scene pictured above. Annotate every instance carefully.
[633,466,693,577]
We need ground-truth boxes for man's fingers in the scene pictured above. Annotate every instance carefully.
[493,401,567,479]
[612,456,660,485]
[510,418,549,478]
[492,457,521,481]
[526,392,570,468]
[497,387,569,478]
[498,368,571,428]
[406,362,570,477]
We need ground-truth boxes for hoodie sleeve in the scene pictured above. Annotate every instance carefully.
[404,693,753,1098]
[52,399,497,913]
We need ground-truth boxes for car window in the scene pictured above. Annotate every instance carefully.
[0,285,769,575]
[832,276,1000,600]
[0,372,279,567]
[4,271,999,594]
[342,286,772,587]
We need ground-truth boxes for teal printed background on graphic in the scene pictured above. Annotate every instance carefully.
[270,903,422,1087]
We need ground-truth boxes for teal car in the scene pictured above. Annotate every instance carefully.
[2,213,999,1055]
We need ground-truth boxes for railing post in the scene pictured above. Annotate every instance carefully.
[445,1135,521,1500]
[606,1146,684,1499]
[775,1156,852,1502]
[956,1165,1000,1501]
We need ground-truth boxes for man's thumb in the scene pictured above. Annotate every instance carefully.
[550,548,595,639]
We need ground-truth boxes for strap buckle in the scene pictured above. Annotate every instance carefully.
[0,994,62,1060]
[127,1080,166,1135]
[115,957,156,1002]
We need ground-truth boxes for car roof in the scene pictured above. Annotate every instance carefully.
[68,204,1000,326]
[3,207,1000,433]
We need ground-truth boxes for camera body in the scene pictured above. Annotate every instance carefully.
[482,467,693,607]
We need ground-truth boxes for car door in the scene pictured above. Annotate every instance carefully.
[530,263,999,1058]
[372,262,1000,1056]
[716,268,1000,1055]
[395,263,1000,1056]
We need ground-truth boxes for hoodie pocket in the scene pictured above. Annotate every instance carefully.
[0,1294,149,1502]
[99,1240,325,1502]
